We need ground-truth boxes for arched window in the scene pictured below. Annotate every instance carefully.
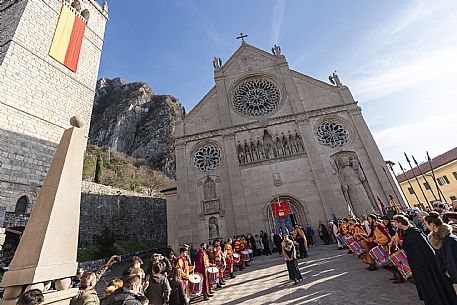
[15,196,29,214]
[203,177,217,200]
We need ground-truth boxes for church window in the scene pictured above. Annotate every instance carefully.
[316,122,349,148]
[233,79,280,116]
[193,144,222,172]
[408,187,415,194]
[423,182,431,190]
[452,171,457,180]
[15,195,28,214]
[450,195,457,201]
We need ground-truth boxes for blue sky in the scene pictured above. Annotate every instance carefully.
[98,0,457,174]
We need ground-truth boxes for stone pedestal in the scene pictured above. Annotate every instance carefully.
[0,117,86,305]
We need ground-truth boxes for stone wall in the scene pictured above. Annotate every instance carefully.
[79,182,167,246]
[0,0,108,212]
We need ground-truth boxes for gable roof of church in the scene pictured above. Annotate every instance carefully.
[221,43,277,71]
[184,43,340,119]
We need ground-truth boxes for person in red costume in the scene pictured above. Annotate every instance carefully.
[271,198,293,233]
[195,243,213,300]
[366,214,392,271]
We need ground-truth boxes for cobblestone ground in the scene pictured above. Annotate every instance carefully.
[200,245,421,305]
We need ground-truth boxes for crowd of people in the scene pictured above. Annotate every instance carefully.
[13,201,457,305]
[333,200,457,305]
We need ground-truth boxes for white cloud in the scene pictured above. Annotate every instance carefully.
[339,0,457,165]
[271,0,286,43]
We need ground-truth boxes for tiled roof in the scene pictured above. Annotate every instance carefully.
[396,147,457,183]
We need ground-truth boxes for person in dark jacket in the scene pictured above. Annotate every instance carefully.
[101,274,142,305]
[381,216,396,237]
[273,233,283,256]
[168,268,188,305]
[425,212,457,286]
[261,232,271,255]
[393,214,457,305]
[145,263,171,305]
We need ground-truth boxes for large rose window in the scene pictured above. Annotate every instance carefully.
[193,144,222,172]
[316,122,349,148]
[233,79,281,116]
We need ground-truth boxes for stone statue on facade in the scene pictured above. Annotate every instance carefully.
[209,217,219,239]
[333,153,373,217]
[272,44,281,56]
[237,141,246,164]
[212,57,222,69]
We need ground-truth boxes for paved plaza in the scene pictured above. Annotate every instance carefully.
[204,245,421,305]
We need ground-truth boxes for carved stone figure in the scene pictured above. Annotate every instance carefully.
[256,137,264,160]
[212,57,222,69]
[209,217,219,239]
[272,44,281,56]
[335,153,373,216]
[295,131,304,152]
[250,139,258,161]
[203,177,217,200]
[237,141,246,164]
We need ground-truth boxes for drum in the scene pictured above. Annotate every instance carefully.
[233,253,240,263]
[247,248,254,260]
[349,241,366,257]
[188,273,203,296]
[344,235,355,245]
[369,246,390,268]
[207,266,219,285]
[336,234,346,246]
[390,250,412,279]
[241,250,250,262]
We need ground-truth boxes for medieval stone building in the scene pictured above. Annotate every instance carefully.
[164,43,405,247]
[0,0,108,227]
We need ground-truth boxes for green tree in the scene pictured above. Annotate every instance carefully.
[94,155,104,184]
[82,155,96,180]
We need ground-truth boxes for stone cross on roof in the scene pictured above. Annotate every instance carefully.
[236,32,248,44]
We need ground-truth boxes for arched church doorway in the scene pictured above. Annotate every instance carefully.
[266,195,306,235]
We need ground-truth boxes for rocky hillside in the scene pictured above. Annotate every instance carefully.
[89,78,184,178]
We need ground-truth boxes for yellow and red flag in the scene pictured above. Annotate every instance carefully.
[49,3,86,72]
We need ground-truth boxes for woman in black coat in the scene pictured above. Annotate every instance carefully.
[425,212,457,285]
[393,214,457,305]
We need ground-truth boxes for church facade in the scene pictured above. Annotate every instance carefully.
[165,43,404,247]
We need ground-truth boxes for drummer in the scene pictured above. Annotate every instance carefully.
[348,218,375,267]
[241,236,250,266]
[224,238,236,279]
[234,236,245,271]
[176,247,192,301]
[389,218,406,284]
[365,214,392,271]
[195,243,213,300]
[214,240,226,287]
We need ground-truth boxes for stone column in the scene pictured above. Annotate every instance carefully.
[0,117,86,305]
[174,142,192,244]
[221,132,250,235]
[161,188,178,251]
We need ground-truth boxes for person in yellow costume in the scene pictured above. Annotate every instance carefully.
[366,214,392,271]
[176,247,193,300]
[292,225,308,258]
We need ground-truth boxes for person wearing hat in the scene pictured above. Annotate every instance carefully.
[292,225,307,258]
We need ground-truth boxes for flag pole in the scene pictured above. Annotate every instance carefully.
[381,164,402,209]
[412,155,437,201]
[404,153,431,209]
[398,161,421,207]
[386,160,411,208]
[426,151,445,202]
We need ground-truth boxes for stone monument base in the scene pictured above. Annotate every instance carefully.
[1,289,78,305]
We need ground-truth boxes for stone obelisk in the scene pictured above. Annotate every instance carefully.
[1,117,86,305]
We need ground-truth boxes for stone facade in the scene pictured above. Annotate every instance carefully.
[168,43,406,247]
[79,182,167,246]
[0,0,108,216]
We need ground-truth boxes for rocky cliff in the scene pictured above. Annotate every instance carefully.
[89,78,184,178]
